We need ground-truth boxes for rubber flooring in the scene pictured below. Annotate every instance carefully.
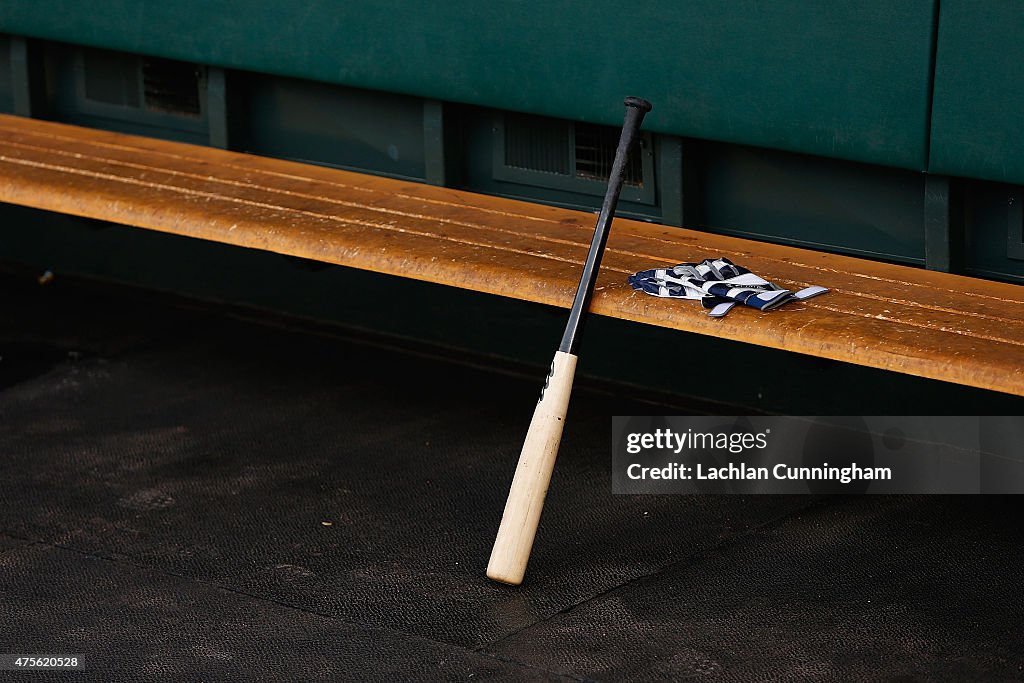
[0,269,1021,681]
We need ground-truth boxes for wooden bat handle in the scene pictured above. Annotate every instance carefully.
[487,351,578,585]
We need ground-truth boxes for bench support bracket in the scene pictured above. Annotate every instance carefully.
[10,37,46,118]
[924,174,961,273]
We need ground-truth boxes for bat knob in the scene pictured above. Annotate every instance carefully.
[624,96,652,113]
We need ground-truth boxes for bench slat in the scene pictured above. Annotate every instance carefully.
[1,114,1022,396]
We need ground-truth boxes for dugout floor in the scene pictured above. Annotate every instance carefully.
[1,267,1022,681]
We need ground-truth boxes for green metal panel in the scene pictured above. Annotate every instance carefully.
[692,143,927,263]
[929,1,1024,184]
[961,180,1024,284]
[231,74,429,181]
[0,1,936,169]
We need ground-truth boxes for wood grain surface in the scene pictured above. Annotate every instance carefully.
[1,114,1022,395]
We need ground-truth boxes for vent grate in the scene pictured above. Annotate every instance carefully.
[574,122,643,187]
[504,114,570,175]
[496,112,652,204]
[142,58,201,116]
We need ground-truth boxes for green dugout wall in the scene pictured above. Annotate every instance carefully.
[1,1,1023,281]
[0,1,936,169]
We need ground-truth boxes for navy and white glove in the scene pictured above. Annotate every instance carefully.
[628,257,827,317]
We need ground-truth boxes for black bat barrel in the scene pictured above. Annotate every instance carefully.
[558,97,652,355]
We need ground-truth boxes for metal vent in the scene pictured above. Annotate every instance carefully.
[573,122,643,187]
[494,111,655,206]
[142,58,201,116]
[504,114,570,175]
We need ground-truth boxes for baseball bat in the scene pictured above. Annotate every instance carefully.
[487,97,653,585]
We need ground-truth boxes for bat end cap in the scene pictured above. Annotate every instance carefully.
[624,96,653,112]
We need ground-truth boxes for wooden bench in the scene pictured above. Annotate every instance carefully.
[1,113,1022,396]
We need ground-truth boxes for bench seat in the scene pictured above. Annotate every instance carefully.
[1,114,1022,396]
